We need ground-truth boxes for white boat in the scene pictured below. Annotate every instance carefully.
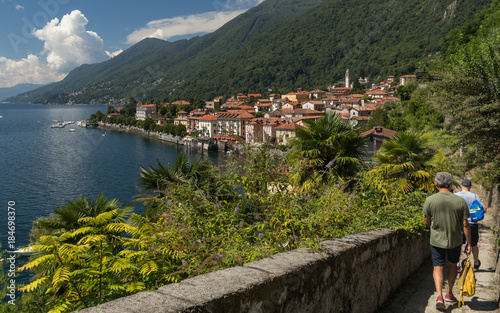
[0,116,3,118]
[69,129,75,132]
[77,121,87,128]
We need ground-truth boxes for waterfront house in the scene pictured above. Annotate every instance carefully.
[174,111,189,127]
[135,104,156,121]
[156,117,170,126]
[216,111,254,138]
[198,115,218,138]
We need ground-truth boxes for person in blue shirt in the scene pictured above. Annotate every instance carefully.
[455,179,484,269]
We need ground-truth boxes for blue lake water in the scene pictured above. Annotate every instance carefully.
[0,103,225,286]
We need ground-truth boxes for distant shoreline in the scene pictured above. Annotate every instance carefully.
[96,122,185,146]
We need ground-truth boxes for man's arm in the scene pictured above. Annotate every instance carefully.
[424,215,431,228]
[463,219,472,254]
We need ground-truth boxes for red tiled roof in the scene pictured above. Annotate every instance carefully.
[362,127,398,139]
[276,122,301,130]
[366,90,388,95]
[200,115,217,121]
[352,116,370,121]
[138,104,156,108]
[304,100,324,105]
[172,100,190,105]
[338,98,361,104]
[384,97,400,101]
[217,111,254,119]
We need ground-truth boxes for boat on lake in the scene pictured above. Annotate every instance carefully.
[50,123,64,128]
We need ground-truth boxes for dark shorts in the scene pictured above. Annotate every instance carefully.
[462,223,479,246]
[431,245,461,267]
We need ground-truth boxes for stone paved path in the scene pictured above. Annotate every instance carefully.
[378,208,500,312]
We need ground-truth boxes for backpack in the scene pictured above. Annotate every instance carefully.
[469,199,484,222]
[456,257,476,307]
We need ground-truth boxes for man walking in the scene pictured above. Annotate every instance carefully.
[455,179,483,270]
[423,172,472,309]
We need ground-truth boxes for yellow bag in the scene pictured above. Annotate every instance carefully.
[456,257,476,307]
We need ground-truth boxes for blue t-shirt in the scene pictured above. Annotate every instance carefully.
[454,191,482,224]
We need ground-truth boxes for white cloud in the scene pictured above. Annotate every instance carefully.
[15,5,24,11]
[106,49,123,58]
[0,54,66,86]
[126,10,246,44]
[126,0,266,44]
[0,10,112,87]
[33,10,109,72]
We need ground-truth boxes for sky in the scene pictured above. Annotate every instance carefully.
[0,0,264,88]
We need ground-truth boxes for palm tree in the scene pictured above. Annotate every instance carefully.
[137,153,223,218]
[36,194,132,237]
[371,131,443,192]
[138,153,216,192]
[289,114,366,190]
[20,209,138,312]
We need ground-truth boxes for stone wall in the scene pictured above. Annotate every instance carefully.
[486,185,500,303]
[77,228,430,313]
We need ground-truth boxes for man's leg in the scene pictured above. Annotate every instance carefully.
[445,245,461,300]
[431,246,447,308]
[472,245,479,264]
[470,224,480,266]
[447,262,458,295]
[433,266,444,296]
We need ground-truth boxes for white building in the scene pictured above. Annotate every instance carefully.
[135,104,156,121]
[198,115,218,138]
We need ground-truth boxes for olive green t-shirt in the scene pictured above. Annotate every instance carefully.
[422,192,470,249]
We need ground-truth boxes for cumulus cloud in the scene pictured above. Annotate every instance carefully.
[126,10,245,44]
[0,10,112,87]
[33,10,109,72]
[0,55,66,86]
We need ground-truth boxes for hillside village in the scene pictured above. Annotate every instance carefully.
[104,72,415,150]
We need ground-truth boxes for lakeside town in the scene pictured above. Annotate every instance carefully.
[97,71,414,159]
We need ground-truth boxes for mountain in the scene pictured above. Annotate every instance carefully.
[8,0,493,104]
[9,0,327,104]
[173,0,493,98]
[0,83,45,101]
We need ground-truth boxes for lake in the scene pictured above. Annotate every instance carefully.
[0,103,225,283]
